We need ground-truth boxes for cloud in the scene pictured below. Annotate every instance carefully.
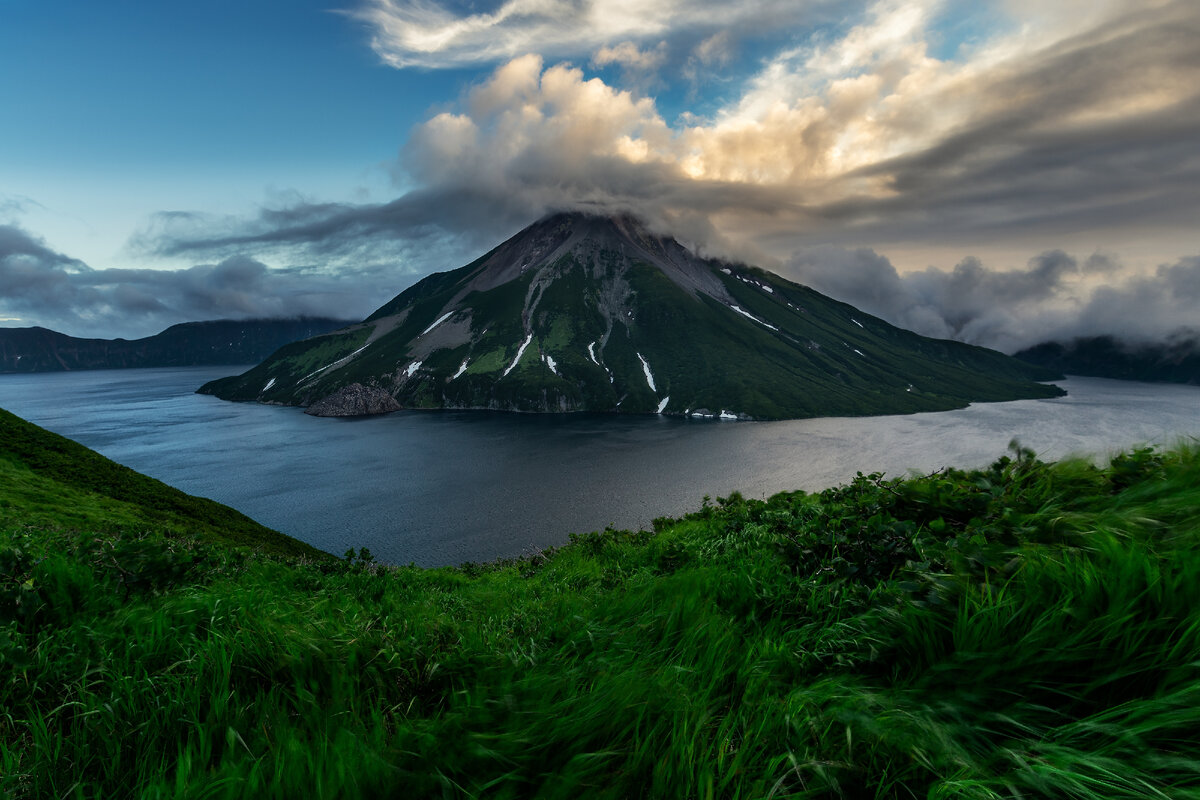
[0,223,389,339]
[346,0,835,69]
[309,0,1200,264]
[133,0,1199,352]
[592,41,667,72]
[591,40,669,89]
[784,244,1200,353]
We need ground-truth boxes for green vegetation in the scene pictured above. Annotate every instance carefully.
[4,407,1200,797]
[199,213,1063,418]
[0,408,326,560]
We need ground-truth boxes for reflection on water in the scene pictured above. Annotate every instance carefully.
[2,367,1198,566]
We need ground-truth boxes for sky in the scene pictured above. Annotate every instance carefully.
[1,0,1198,351]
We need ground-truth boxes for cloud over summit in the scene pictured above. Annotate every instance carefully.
[312,0,1200,269]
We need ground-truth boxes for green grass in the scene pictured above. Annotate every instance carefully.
[3,409,1200,797]
[0,408,327,560]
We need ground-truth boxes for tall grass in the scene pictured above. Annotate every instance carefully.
[3,441,1200,798]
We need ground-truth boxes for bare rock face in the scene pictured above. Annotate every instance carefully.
[304,383,401,417]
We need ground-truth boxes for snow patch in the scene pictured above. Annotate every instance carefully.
[587,341,599,365]
[656,396,670,414]
[720,268,731,275]
[503,333,533,377]
[851,318,864,328]
[405,361,422,377]
[262,378,276,392]
[853,349,865,357]
[420,312,453,336]
[729,305,779,331]
[545,354,558,375]
[761,285,774,293]
[636,352,656,392]
[452,361,469,380]
[299,343,371,383]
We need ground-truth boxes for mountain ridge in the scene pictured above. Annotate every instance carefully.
[201,212,1063,419]
[1015,334,1200,385]
[0,318,354,373]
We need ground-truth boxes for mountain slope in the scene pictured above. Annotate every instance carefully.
[201,213,1062,419]
[0,318,353,373]
[0,406,326,559]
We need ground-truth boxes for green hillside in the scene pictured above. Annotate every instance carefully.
[4,407,1200,797]
[0,407,326,559]
[200,213,1062,418]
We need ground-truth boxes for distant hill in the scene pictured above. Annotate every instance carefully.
[0,318,354,373]
[201,212,1062,419]
[1015,335,1200,385]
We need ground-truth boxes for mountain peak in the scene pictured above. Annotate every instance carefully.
[202,214,1063,418]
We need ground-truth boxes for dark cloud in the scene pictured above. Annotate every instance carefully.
[127,186,544,279]
[0,223,389,339]
[820,4,1200,247]
[785,246,1200,353]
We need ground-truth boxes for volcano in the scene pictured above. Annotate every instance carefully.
[199,213,1063,418]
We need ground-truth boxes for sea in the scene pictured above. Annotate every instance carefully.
[2,367,1197,566]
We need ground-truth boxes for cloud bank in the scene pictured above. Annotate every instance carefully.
[0,223,384,338]
[785,246,1200,353]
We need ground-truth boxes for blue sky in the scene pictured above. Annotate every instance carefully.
[2,0,1198,349]
[1,0,468,262]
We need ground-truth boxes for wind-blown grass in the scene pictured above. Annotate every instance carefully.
[3,416,1200,797]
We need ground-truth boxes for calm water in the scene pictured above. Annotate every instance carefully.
[2,367,1197,566]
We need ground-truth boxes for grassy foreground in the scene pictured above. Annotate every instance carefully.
[3,409,1200,797]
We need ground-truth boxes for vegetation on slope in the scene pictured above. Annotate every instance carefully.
[1016,334,1200,385]
[3,412,1200,797]
[0,408,325,559]
[200,213,1063,418]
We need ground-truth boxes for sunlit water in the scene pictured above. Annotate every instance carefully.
[2,367,1197,566]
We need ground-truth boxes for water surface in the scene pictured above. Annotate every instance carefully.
[2,368,1197,565]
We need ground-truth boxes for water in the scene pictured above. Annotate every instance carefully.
[2,367,1197,566]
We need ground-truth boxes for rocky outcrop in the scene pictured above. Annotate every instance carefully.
[304,384,401,417]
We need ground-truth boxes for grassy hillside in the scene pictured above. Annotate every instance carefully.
[3,410,1200,797]
[0,407,326,559]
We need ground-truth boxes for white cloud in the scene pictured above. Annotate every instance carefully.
[140,0,1200,353]
[592,41,668,73]
[347,0,832,68]
[381,0,1200,265]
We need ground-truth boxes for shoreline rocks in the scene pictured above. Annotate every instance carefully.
[304,383,401,417]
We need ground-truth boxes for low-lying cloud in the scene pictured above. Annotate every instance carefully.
[784,245,1200,353]
[0,223,388,339]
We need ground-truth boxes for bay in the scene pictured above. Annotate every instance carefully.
[1,367,1197,566]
